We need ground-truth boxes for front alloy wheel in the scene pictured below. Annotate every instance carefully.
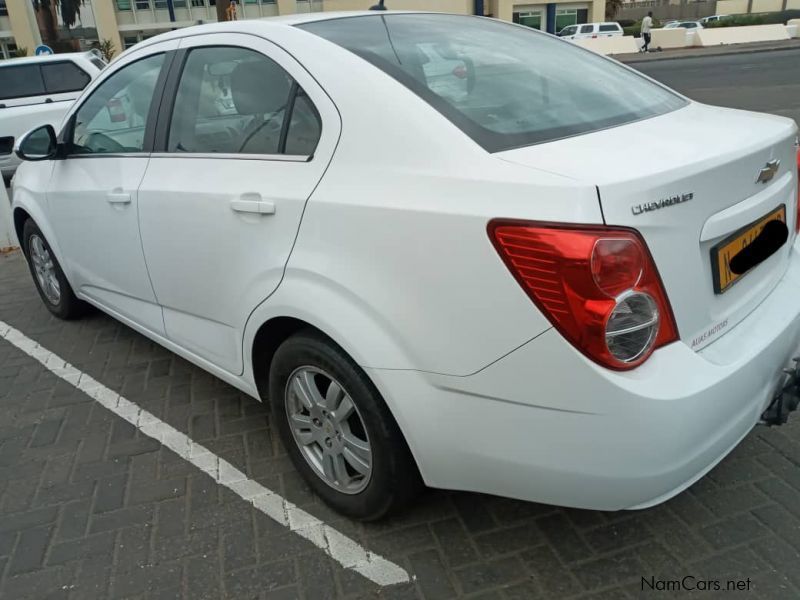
[22,219,86,320]
[29,234,61,305]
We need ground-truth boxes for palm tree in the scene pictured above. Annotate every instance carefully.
[32,0,85,45]
[605,0,623,20]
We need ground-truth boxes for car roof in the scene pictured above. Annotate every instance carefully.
[0,51,99,67]
[129,11,476,52]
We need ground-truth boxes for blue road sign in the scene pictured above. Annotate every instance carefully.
[34,45,54,56]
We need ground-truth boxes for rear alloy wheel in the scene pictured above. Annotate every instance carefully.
[286,366,373,494]
[269,331,422,520]
[22,219,86,320]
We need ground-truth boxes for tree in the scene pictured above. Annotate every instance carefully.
[32,0,85,45]
[605,0,623,20]
[33,0,84,28]
[216,0,232,22]
[98,38,116,62]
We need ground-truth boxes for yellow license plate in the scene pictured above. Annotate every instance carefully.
[711,205,786,294]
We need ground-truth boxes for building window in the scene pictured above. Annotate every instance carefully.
[123,36,140,49]
[555,9,578,32]
[116,0,132,10]
[515,11,542,30]
[135,0,152,9]
[0,0,8,17]
[191,0,206,6]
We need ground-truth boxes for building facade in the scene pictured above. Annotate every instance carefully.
[1,0,606,59]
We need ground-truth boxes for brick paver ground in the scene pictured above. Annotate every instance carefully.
[2,249,800,599]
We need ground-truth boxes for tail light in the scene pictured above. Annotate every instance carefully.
[488,221,679,370]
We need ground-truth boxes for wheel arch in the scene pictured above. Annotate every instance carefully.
[13,207,31,255]
[247,307,426,482]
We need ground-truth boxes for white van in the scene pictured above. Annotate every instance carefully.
[557,22,624,40]
[0,51,105,180]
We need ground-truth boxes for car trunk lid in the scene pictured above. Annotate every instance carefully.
[496,102,799,353]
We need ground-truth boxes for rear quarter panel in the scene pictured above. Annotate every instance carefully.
[243,28,604,377]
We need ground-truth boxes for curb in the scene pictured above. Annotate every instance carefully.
[617,40,800,64]
[1,182,18,251]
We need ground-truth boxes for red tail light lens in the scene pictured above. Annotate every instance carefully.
[488,221,679,370]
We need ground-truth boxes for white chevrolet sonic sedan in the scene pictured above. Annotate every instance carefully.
[11,12,800,519]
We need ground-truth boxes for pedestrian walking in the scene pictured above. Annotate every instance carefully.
[641,12,653,52]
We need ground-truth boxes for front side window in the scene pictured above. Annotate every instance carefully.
[301,14,686,152]
[579,25,594,34]
[0,65,45,100]
[71,53,165,154]
[41,62,91,94]
[167,46,320,156]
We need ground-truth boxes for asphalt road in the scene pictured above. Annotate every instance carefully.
[632,48,800,127]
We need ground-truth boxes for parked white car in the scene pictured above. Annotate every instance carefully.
[557,21,624,40]
[663,20,704,31]
[0,51,105,180]
[11,13,800,519]
[699,14,729,25]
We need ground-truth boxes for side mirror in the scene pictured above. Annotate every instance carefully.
[15,125,58,161]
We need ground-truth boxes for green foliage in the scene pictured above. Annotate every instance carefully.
[623,24,641,37]
[11,47,29,58]
[98,38,116,62]
[705,10,800,28]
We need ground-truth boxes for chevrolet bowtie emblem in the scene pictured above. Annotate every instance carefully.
[756,159,780,184]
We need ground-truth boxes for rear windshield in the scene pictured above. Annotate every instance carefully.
[299,14,686,152]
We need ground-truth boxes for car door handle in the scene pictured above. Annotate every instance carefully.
[106,192,132,204]
[230,198,276,215]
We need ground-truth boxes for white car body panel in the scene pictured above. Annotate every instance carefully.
[137,32,342,375]
[46,41,180,336]
[10,14,800,511]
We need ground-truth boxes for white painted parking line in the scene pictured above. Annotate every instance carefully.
[0,320,411,587]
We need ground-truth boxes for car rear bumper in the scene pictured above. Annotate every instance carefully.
[368,240,800,510]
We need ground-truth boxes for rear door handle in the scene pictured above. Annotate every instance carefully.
[230,198,276,215]
[106,192,131,204]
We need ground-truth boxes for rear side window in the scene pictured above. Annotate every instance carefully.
[580,25,594,33]
[300,14,686,152]
[41,62,91,94]
[599,24,619,32]
[167,46,320,156]
[0,65,45,100]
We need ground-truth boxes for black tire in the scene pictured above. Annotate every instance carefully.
[22,219,87,320]
[269,330,422,520]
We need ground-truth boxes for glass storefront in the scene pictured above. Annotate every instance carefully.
[555,8,578,31]
[517,11,542,30]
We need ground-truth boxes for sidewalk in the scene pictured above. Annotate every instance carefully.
[617,38,800,64]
